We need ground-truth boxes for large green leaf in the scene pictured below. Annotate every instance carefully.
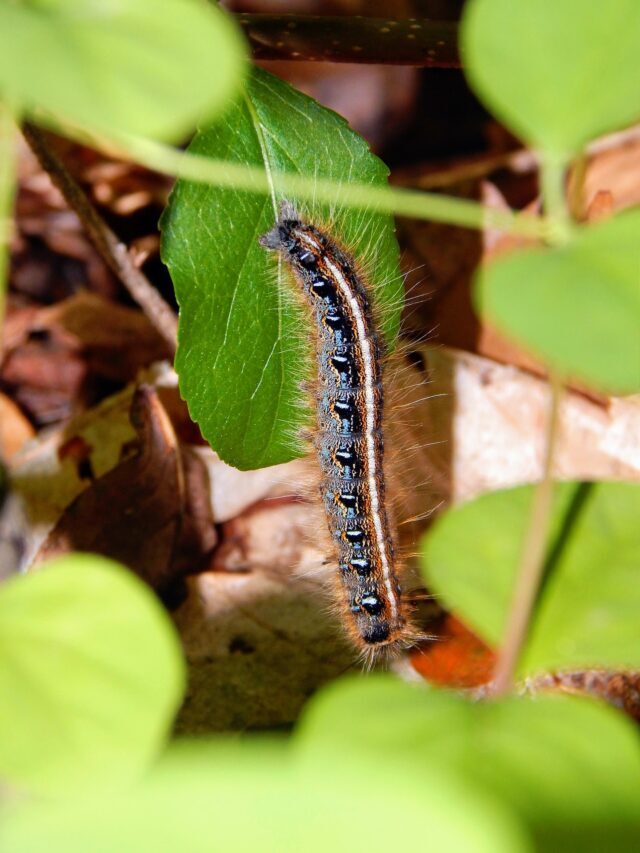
[462,0,640,156]
[422,481,640,676]
[476,209,640,394]
[161,67,403,469]
[298,677,640,850]
[0,0,246,140]
[1,739,527,853]
[0,555,185,795]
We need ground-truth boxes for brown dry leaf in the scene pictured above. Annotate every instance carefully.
[8,365,167,567]
[396,126,640,382]
[2,291,168,423]
[412,346,640,504]
[0,392,34,460]
[14,138,117,301]
[396,185,484,353]
[34,384,215,594]
[35,291,170,378]
[570,125,640,218]
[410,615,496,689]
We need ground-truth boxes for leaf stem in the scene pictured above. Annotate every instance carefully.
[540,154,573,245]
[0,102,18,352]
[491,151,574,694]
[491,372,563,695]
[71,128,549,240]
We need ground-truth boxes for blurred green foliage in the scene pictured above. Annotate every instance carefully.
[0,555,185,795]
[477,209,640,392]
[1,0,639,850]
[423,482,640,676]
[0,0,246,141]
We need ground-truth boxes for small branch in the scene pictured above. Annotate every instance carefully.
[0,103,18,352]
[237,14,460,67]
[21,123,177,353]
[491,373,563,695]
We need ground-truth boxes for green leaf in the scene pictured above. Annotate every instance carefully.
[161,67,403,469]
[422,481,640,675]
[298,677,640,850]
[0,0,246,141]
[1,738,527,853]
[0,554,185,796]
[476,210,640,394]
[462,0,640,156]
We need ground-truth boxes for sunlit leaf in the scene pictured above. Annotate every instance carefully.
[1,738,527,853]
[0,0,246,140]
[476,210,640,394]
[161,67,403,469]
[0,554,185,795]
[462,0,640,155]
[422,481,640,675]
[299,677,640,850]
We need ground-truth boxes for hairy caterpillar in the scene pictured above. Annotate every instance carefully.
[260,202,416,655]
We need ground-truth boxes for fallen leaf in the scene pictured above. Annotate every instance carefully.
[410,615,496,688]
[0,392,34,460]
[35,385,215,595]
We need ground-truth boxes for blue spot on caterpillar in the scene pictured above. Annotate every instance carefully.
[260,202,416,656]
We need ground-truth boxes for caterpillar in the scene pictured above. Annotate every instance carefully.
[260,202,415,656]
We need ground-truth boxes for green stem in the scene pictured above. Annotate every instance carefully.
[540,154,572,245]
[491,373,563,695]
[74,128,548,240]
[0,103,18,351]
[491,152,575,693]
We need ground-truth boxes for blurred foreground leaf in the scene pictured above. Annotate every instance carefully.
[299,677,640,850]
[0,0,246,140]
[422,481,640,675]
[161,67,402,469]
[476,210,640,394]
[463,0,640,156]
[0,555,185,795]
[2,739,526,853]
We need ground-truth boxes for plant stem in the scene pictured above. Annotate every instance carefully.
[78,129,548,240]
[491,372,563,695]
[491,151,573,694]
[540,154,572,245]
[0,103,18,352]
[236,14,460,67]
[22,124,177,353]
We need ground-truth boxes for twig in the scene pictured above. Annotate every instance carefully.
[491,373,563,695]
[237,14,460,67]
[21,123,177,353]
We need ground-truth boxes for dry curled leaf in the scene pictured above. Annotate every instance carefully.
[34,385,215,594]
[0,392,34,460]
[2,292,168,424]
